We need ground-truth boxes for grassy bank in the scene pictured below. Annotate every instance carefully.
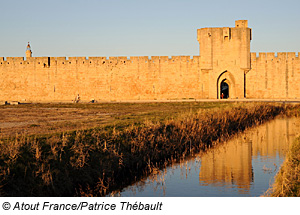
[267,137,300,197]
[0,103,289,196]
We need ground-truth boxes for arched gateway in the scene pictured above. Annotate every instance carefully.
[217,71,236,99]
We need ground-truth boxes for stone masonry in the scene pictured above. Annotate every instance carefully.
[0,20,299,102]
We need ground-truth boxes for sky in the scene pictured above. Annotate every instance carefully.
[1,0,300,58]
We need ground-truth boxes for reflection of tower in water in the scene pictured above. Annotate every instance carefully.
[199,117,300,194]
[199,136,253,193]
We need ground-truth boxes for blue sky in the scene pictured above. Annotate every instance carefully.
[1,0,300,57]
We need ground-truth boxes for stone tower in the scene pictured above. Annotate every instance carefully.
[26,42,32,58]
[197,20,252,99]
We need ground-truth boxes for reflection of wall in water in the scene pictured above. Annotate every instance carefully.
[199,117,300,193]
[250,118,300,158]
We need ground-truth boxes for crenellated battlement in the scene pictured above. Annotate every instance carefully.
[251,52,300,62]
[0,55,200,67]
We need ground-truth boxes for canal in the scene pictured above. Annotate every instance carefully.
[117,116,300,197]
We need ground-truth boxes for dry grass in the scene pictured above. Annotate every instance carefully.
[266,137,300,197]
[0,102,237,138]
[0,103,289,197]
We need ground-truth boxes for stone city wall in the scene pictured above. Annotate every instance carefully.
[246,52,300,99]
[1,52,300,102]
[0,56,206,102]
[1,20,299,102]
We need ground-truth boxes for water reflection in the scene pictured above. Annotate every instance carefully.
[199,137,253,193]
[118,117,300,197]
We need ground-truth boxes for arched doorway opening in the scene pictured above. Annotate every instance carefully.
[220,79,229,99]
[216,70,235,99]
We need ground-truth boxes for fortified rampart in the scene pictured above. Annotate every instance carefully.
[0,20,299,103]
[247,52,300,99]
[0,56,203,102]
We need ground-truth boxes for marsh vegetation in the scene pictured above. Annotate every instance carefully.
[266,136,300,197]
[0,102,298,196]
